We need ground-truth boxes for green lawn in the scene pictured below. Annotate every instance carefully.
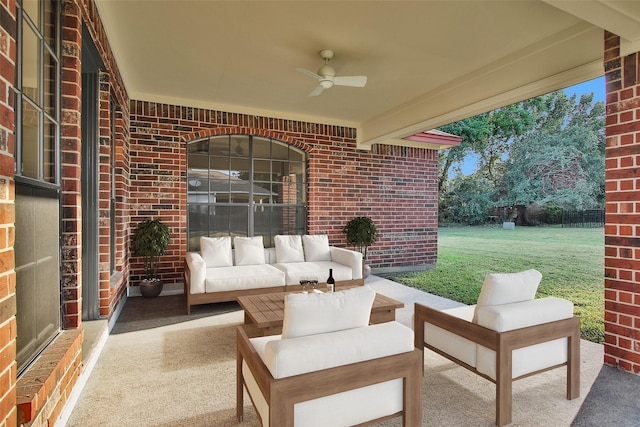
[388,225,604,343]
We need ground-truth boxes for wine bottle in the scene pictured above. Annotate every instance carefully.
[327,268,335,292]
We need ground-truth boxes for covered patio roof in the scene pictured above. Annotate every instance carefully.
[94,1,640,150]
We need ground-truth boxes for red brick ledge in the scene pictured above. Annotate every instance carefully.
[16,328,84,425]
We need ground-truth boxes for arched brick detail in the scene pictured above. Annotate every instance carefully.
[180,127,313,153]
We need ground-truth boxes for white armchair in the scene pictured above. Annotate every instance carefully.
[414,269,580,426]
[237,286,423,426]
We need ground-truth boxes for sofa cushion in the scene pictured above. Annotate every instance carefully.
[200,236,233,268]
[475,297,573,380]
[423,305,478,368]
[275,235,305,263]
[273,261,353,284]
[234,236,266,266]
[472,269,542,323]
[302,234,331,262]
[281,286,376,339]
[204,264,285,293]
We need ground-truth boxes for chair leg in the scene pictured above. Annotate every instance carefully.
[567,329,581,400]
[496,344,512,427]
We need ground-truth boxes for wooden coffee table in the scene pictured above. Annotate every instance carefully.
[237,286,404,336]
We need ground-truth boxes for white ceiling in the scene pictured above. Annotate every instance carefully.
[94,1,640,149]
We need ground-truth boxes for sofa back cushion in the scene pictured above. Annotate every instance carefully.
[302,234,332,262]
[472,269,541,323]
[282,286,376,339]
[275,235,305,263]
[200,236,233,268]
[234,236,266,266]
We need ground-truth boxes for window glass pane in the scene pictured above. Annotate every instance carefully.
[227,206,248,236]
[188,205,210,251]
[209,135,229,156]
[253,159,271,182]
[272,206,306,235]
[229,135,249,157]
[21,99,39,179]
[43,0,56,47]
[272,160,288,182]
[229,158,250,203]
[290,162,306,182]
[290,147,304,162]
[272,140,289,160]
[22,21,39,103]
[254,206,272,241]
[22,0,40,29]
[43,48,56,116]
[253,137,271,159]
[188,139,209,154]
[208,205,230,237]
[43,117,55,182]
[253,182,274,204]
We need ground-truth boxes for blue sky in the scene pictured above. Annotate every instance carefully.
[458,76,606,175]
[563,76,605,102]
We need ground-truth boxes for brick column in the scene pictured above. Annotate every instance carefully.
[60,2,83,328]
[604,31,640,374]
[0,1,17,426]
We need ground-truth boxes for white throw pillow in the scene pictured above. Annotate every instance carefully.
[281,286,376,339]
[472,269,542,323]
[275,235,305,263]
[199,236,233,268]
[233,236,266,266]
[302,234,332,261]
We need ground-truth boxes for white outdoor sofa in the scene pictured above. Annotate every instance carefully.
[184,234,363,313]
[414,269,580,426]
[237,286,423,426]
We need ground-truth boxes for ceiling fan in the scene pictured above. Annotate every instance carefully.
[296,49,367,97]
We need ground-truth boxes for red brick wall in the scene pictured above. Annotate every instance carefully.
[0,2,17,426]
[128,101,439,284]
[604,32,640,374]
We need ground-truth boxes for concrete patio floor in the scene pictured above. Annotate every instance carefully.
[59,275,640,426]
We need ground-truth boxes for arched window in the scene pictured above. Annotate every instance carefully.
[187,135,307,250]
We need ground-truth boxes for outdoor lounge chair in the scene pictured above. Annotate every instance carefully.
[413,269,580,426]
[237,286,423,426]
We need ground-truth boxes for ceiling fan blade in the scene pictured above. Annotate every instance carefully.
[334,75,367,87]
[309,85,324,97]
[296,67,321,80]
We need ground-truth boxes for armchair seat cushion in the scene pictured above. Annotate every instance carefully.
[244,321,414,427]
[475,297,573,380]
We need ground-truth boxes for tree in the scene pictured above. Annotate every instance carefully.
[438,90,605,224]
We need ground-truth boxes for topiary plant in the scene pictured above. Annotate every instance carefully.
[131,218,170,281]
[342,216,378,261]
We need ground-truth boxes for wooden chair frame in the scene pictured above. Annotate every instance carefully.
[413,303,580,426]
[237,325,423,427]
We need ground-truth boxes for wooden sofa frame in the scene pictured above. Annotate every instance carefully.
[413,303,580,427]
[184,261,363,314]
[236,325,423,427]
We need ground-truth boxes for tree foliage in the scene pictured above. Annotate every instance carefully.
[439,90,605,224]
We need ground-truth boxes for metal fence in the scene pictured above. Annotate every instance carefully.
[562,209,604,228]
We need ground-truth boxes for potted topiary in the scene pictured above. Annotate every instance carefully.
[342,216,378,278]
[131,218,171,298]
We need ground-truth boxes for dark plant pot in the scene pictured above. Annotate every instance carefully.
[363,263,371,279]
[140,279,163,298]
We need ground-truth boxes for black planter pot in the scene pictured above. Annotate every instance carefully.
[139,279,163,298]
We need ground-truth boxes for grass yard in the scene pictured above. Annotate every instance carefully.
[388,225,605,343]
